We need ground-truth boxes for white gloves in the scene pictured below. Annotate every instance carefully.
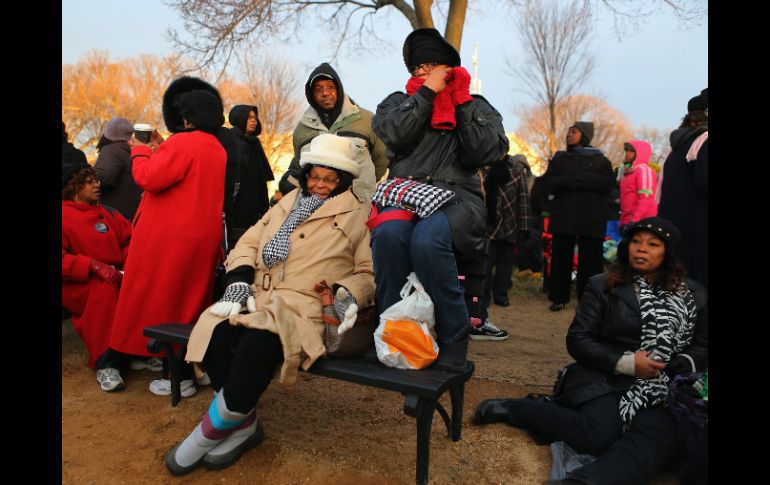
[210,282,257,317]
[334,286,358,335]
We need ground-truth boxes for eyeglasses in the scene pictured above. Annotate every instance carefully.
[307,174,340,185]
[409,62,438,76]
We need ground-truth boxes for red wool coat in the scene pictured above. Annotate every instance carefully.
[109,131,226,357]
[62,201,132,368]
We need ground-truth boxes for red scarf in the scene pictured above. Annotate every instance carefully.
[405,76,458,130]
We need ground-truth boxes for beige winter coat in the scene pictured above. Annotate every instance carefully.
[186,188,375,385]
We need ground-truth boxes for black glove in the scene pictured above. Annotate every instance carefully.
[663,354,694,379]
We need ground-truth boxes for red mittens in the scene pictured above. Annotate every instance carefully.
[90,259,123,288]
[449,66,473,105]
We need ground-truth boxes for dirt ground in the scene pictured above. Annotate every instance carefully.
[62,278,679,485]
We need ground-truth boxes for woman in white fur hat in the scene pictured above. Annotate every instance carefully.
[164,133,376,475]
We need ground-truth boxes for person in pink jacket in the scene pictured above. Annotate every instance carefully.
[619,140,657,230]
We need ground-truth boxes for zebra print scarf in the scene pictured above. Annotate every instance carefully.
[618,275,697,430]
[262,193,325,269]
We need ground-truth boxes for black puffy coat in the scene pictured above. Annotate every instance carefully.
[372,87,508,255]
[226,105,275,246]
[540,147,615,238]
[557,274,708,407]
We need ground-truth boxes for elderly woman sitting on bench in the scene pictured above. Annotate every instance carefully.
[164,134,375,475]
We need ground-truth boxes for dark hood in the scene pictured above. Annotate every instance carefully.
[228,104,262,138]
[670,124,707,151]
[305,63,345,128]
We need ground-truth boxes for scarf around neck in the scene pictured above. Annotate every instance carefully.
[262,193,326,269]
[618,275,697,430]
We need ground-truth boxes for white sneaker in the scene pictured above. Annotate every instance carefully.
[129,357,164,372]
[149,378,196,397]
[96,368,125,392]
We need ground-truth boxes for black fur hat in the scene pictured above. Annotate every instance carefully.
[402,28,461,72]
[163,76,223,133]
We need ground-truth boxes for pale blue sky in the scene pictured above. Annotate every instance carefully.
[62,0,707,134]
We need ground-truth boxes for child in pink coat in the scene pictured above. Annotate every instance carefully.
[619,140,658,229]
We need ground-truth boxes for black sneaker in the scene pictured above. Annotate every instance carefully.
[549,302,566,312]
[469,319,509,341]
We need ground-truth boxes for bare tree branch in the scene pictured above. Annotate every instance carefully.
[221,50,305,169]
[508,0,596,158]
[516,93,635,173]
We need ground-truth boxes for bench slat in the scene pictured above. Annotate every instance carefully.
[309,358,464,399]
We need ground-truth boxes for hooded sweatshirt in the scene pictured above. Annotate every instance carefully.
[305,63,344,129]
[619,140,657,225]
[280,63,389,202]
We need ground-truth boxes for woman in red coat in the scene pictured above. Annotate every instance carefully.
[62,163,133,391]
[109,84,227,397]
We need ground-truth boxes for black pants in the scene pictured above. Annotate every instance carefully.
[510,393,678,485]
[485,239,515,304]
[94,348,130,370]
[548,234,604,304]
[203,322,284,414]
[517,229,543,273]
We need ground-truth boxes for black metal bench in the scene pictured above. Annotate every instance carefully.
[143,323,474,485]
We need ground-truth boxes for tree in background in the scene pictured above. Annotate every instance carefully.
[508,0,595,160]
[62,50,302,173]
[62,51,187,159]
[217,51,304,171]
[165,0,705,73]
[516,93,634,173]
[166,0,470,72]
[635,125,672,172]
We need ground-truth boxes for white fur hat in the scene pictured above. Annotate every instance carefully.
[299,134,362,177]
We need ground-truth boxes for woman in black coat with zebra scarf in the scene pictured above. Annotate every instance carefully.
[475,216,708,485]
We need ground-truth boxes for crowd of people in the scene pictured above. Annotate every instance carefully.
[62,27,708,485]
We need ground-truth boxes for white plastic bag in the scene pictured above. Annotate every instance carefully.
[374,273,439,369]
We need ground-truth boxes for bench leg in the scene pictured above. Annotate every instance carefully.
[449,383,465,441]
[149,341,187,407]
[404,395,436,485]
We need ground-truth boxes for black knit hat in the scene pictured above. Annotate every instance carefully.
[622,217,681,250]
[402,28,461,72]
[687,87,708,113]
[570,121,594,145]
[62,161,92,189]
[162,76,223,133]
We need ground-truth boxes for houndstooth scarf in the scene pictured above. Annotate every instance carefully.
[618,275,697,430]
[262,193,325,269]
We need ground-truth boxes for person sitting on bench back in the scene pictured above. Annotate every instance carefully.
[165,134,375,475]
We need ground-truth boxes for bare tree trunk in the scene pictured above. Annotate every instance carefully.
[445,0,468,51]
[413,0,434,28]
[509,0,596,161]
[548,100,557,157]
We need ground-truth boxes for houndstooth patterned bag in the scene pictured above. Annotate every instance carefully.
[371,178,455,219]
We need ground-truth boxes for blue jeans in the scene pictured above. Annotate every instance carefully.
[371,209,469,344]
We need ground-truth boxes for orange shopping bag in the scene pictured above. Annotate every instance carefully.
[374,273,439,369]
